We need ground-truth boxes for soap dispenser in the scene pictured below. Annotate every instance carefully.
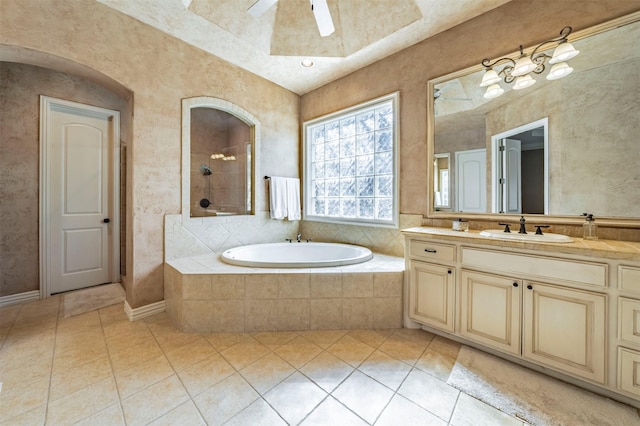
[582,213,598,240]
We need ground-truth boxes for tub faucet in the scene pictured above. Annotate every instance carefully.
[519,216,527,234]
[297,232,302,242]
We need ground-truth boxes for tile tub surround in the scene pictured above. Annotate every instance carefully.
[165,254,404,333]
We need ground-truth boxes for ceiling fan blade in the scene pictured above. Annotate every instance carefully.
[248,0,278,17]
[310,0,335,37]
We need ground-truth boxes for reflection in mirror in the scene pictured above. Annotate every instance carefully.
[434,153,450,209]
[181,97,260,219]
[430,13,640,221]
[491,118,548,215]
[190,108,251,217]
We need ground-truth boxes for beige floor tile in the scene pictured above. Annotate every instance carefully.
[148,400,206,426]
[46,377,119,425]
[252,331,298,348]
[225,398,288,426]
[74,403,125,426]
[0,376,49,423]
[108,338,164,373]
[301,396,368,425]
[298,330,346,348]
[194,373,260,425]
[327,335,376,367]
[115,354,174,399]
[398,369,460,421]
[1,328,56,358]
[164,336,217,371]
[0,403,46,426]
[376,394,447,426]
[378,334,428,365]
[415,348,457,381]
[0,351,53,388]
[49,356,113,401]
[204,332,252,351]
[240,352,295,394]
[300,351,355,393]
[358,349,412,390]
[103,324,155,353]
[264,372,327,425]
[121,375,190,426]
[178,353,236,397]
[393,328,436,345]
[332,370,394,424]
[450,393,524,426]
[147,320,202,353]
[52,338,108,374]
[429,335,462,359]
[347,329,393,347]
[221,337,271,370]
[54,329,106,354]
[274,336,323,369]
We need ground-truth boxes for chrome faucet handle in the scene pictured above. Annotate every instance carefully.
[285,238,293,243]
[306,238,313,243]
[498,223,511,233]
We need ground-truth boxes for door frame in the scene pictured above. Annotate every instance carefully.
[39,96,121,298]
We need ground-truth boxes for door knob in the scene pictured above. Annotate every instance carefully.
[103,218,110,223]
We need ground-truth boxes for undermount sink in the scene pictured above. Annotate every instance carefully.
[479,229,574,243]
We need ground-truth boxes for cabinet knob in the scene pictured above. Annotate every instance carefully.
[527,285,533,290]
[448,270,452,275]
[103,218,110,223]
[513,282,518,287]
[424,249,437,253]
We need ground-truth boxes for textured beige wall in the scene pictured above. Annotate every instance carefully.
[300,0,640,218]
[0,0,299,307]
[0,61,129,298]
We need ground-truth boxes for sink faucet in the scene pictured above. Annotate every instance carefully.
[519,216,527,234]
[297,232,302,242]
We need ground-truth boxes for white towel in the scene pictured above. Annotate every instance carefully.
[269,176,288,219]
[286,177,301,220]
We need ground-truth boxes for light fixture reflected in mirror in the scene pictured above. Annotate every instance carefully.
[480,26,580,99]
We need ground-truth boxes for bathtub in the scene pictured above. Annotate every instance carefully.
[221,242,373,268]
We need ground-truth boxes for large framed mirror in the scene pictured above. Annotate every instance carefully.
[427,12,640,226]
[181,97,260,219]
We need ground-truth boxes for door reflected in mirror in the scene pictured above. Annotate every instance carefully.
[434,153,450,209]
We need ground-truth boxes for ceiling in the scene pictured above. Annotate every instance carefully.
[96,0,511,95]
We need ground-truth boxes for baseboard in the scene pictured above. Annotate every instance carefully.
[0,290,40,308]
[124,299,165,321]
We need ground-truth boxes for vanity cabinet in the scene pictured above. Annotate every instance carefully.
[409,261,455,332]
[458,270,606,383]
[406,239,456,332]
[617,265,640,398]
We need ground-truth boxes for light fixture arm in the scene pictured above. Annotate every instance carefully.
[530,26,573,59]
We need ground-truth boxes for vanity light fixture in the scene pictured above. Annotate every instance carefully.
[480,26,579,99]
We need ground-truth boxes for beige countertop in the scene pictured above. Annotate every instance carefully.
[402,227,640,262]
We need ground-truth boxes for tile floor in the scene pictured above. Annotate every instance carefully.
[0,296,533,425]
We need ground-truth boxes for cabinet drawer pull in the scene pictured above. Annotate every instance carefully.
[527,285,533,290]
[513,282,519,287]
[424,249,437,253]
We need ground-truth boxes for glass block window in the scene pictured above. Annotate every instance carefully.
[303,93,399,227]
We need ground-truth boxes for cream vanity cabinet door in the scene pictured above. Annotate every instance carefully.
[459,270,521,355]
[409,261,455,332]
[522,282,606,384]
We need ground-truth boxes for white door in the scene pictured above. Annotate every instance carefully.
[455,149,486,212]
[501,138,522,214]
[41,97,120,295]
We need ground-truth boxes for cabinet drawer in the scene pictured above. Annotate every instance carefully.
[409,240,456,262]
[618,347,640,397]
[619,266,640,294]
[462,247,607,287]
[619,297,640,345]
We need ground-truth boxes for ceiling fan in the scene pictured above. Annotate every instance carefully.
[248,0,335,37]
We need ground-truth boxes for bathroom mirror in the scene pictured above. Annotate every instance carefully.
[181,97,260,218]
[428,12,640,225]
